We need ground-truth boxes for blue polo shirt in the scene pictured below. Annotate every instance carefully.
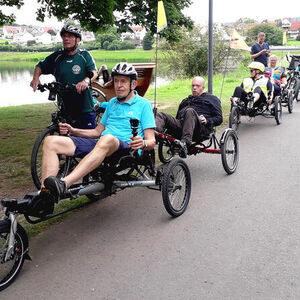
[251,42,270,67]
[100,91,155,143]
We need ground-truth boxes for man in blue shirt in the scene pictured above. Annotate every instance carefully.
[250,32,270,67]
[41,62,156,201]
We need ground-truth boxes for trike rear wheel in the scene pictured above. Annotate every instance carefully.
[162,158,191,217]
[220,129,239,175]
[158,139,175,164]
[0,221,28,291]
[31,126,72,189]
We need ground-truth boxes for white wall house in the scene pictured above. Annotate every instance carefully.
[35,31,53,44]
[12,31,34,44]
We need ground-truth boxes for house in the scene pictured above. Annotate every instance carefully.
[12,30,34,44]
[121,26,146,46]
[289,21,300,39]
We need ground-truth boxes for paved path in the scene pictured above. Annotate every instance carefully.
[2,104,300,299]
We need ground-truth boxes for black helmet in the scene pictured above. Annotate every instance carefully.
[111,62,138,80]
[60,24,82,40]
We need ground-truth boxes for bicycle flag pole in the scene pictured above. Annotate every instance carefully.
[219,29,250,100]
[281,30,287,67]
[154,0,168,117]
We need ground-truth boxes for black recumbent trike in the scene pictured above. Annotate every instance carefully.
[229,91,282,133]
[0,117,193,291]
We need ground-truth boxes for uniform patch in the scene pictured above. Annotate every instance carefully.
[72,65,81,74]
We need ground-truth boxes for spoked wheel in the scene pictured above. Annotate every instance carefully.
[162,158,191,217]
[92,87,107,123]
[287,90,294,113]
[274,96,282,125]
[220,129,239,175]
[158,139,175,164]
[31,126,72,189]
[229,106,240,133]
[0,221,29,291]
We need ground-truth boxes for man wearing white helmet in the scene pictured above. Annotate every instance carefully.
[231,62,273,110]
[30,24,98,129]
[39,62,156,202]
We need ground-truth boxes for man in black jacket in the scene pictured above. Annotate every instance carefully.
[155,76,223,158]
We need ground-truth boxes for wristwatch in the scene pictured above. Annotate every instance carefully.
[84,78,90,85]
[143,140,148,149]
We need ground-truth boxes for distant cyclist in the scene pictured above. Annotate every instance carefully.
[30,24,98,129]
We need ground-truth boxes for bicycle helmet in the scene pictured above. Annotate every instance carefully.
[248,62,265,73]
[60,24,82,40]
[111,62,138,80]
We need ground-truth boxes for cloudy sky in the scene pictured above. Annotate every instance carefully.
[2,0,298,27]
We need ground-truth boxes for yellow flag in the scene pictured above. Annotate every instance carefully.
[282,31,287,45]
[230,29,250,51]
[157,1,167,33]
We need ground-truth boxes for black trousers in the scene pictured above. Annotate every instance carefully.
[233,86,267,107]
[155,108,211,145]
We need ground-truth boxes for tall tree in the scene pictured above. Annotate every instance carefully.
[0,0,24,25]
[0,0,194,42]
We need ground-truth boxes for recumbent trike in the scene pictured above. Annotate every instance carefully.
[0,117,193,291]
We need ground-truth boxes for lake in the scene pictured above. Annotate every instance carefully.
[0,61,169,108]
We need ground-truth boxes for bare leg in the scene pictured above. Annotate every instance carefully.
[41,136,76,187]
[62,134,120,187]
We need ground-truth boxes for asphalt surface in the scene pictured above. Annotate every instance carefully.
[2,103,300,299]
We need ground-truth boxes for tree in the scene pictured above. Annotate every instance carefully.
[142,32,153,50]
[162,26,243,78]
[246,24,283,46]
[0,0,193,42]
[0,0,23,25]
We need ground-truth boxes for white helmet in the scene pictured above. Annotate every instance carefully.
[111,62,138,80]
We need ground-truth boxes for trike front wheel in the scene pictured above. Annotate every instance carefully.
[274,96,282,125]
[162,158,191,217]
[158,139,175,164]
[229,106,240,133]
[0,221,28,291]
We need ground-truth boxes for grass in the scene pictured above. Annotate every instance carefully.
[0,48,161,62]
[1,49,299,237]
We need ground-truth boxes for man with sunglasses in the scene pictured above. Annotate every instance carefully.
[230,62,273,111]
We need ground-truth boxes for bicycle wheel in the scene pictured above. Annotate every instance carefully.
[0,221,28,291]
[274,96,282,125]
[220,129,239,175]
[31,126,71,189]
[158,139,175,164]
[287,90,293,113]
[92,87,107,124]
[162,158,191,217]
[229,106,240,133]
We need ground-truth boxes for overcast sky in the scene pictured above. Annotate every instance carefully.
[2,0,299,27]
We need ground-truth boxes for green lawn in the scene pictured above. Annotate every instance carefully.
[0,48,161,62]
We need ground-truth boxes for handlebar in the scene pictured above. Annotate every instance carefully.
[37,82,77,101]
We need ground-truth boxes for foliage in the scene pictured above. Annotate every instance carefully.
[143,32,154,50]
[0,0,193,43]
[0,0,23,25]
[161,25,243,78]
[246,24,283,46]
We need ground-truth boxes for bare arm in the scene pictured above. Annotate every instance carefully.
[30,66,42,92]
[250,49,266,59]
[75,70,98,94]
[129,128,156,150]
[59,122,105,139]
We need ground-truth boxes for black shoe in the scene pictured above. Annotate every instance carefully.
[44,176,67,201]
[173,139,188,158]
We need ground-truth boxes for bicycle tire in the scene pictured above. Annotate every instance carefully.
[0,221,28,291]
[158,139,175,164]
[274,96,282,125]
[220,129,239,175]
[229,106,240,133]
[287,90,293,113]
[31,126,71,189]
[162,158,191,217]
